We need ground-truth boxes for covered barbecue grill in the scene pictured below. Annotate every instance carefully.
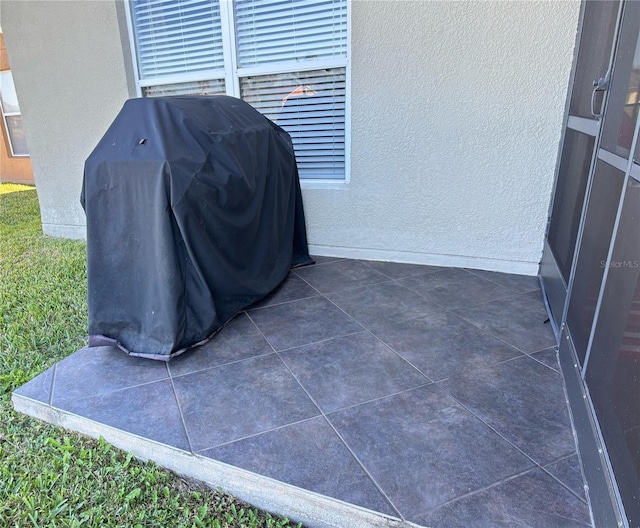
[81,95,312,360]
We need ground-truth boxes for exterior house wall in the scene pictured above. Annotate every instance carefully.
[0,0,580,274]
[0,32,33,184]
[304,0,580,274]
[0,1,132,237]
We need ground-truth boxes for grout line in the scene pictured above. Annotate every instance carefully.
[540,462,589,505]
[54,376,172,406]
[245,293,321,312]
[320,414,404,521]
[168,350,276,380]
[193,415,322,454]
[433,382,543,469]
[411,465,536,520]
[275,348,405,521]
[48,363,58,407]
[239,311,405,519]
[273,330,368,354]
[167,369,195,454]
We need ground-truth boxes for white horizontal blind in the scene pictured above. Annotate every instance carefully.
[132,0,225,79]
[234,0,347,68]
[241,68,345,179]
[128,0,349,180]
[143,78,226,97]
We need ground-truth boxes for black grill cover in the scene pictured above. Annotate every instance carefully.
[81,95,312,360]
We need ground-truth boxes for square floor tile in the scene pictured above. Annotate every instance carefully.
[362,260,445,280]
[439,356,576,465]
[57,379,190,450]
[173,354,319,451]
[248,296,363,351]
[544,454,587,501]
[169,313,273,377]
[51,346,168,406]
[201,416,397,516]
[465,269,540,294]
[326,281,439,329]
[416,468,592,527]
[452,290,556,353]
[294,259,389,294]
[397,268,512,309]
[328,385,533,518]
[247,273,319,310]
[371,312,522,381]
[279,332,430,413]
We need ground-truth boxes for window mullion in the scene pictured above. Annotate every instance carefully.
[220,0,240,98]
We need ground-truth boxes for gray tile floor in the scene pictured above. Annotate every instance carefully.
[14,258,593,527]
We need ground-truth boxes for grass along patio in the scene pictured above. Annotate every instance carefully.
[0,184,302,527]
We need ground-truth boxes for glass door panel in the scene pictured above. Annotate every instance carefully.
[542,0,621,326]
[600,0,640,156]
[585,176,640,526]
[565,160,626,364]
[548,129,595,283]
[569,0,621,118]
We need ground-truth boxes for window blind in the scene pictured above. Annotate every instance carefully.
[143,78,226,97]
[132,0,225,79]
[241,68,345,179]
[234,0,347,68]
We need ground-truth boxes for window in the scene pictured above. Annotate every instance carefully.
[0,70,29,156]
[127,0,348,180]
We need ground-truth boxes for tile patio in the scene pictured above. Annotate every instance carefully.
[13,257,593,527]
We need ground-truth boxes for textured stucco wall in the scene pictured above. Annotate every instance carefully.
[0,0,132,237]
[303,0,580,274]
[0,0,579,273]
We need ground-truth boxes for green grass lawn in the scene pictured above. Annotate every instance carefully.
[0,184,301,528]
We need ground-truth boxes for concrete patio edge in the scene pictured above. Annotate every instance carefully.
[12,392,419,528]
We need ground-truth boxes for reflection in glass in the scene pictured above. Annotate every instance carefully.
[0,71,20,113]
[586,178,640,526]
[5,115,28,156]
[548,130,595,283]
[143,79,225,97]
[569,0,620,119]
[566,160,625,365]
[241,68,346,179]
[600,1,640,157]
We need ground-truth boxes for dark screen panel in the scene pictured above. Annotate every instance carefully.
[586,177,640,526]
[566,160,625,365]
[548,129,595,283]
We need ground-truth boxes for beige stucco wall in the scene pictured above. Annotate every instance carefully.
[302,0,580,274]
[0,0,132,237]
[0,0,580,273]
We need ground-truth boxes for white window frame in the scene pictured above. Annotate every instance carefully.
[0,70,29,157]
[124,0,350,186]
